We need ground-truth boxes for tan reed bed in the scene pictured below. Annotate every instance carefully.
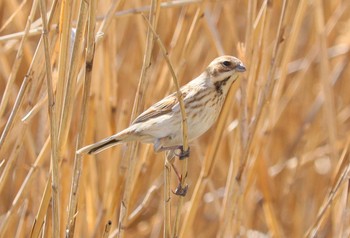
[1,0,350,237]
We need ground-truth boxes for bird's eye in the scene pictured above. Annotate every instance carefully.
[222,61,231,67]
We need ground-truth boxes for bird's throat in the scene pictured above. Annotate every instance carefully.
[214,76,231,95]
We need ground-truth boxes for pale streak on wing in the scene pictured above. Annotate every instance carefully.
[132,92,179,124]
[131,85,195,124]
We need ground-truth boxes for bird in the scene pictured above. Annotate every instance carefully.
[77,55,246,156]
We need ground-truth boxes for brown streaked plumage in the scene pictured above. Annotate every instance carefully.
[77,55,246,155]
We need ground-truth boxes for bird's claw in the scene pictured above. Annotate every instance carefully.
[172,183,189,197]
[175,147,190,160]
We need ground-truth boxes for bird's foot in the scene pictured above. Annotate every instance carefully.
[175,146,190,160]
[158,145,190,160]
[170,170,188,196]
[172,182,189,197]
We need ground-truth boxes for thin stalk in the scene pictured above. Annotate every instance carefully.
[141,13,190,238]
[30,176,52,238]
[0,0,203,43]
[95,0,125,44]
[0,0,28,33]
[304,139,350,237]
[117,2,159,238]
[0,0,38,119]
[0,125,27,236]
[270,0,308,120]
[102,221,112,238]
[24,1,62,236]
[39,0,60,235]
[0,75,31,152]
[164,153,173,238]
[58,0,89,151]
[56,0,74,129]
[314,0,337,160]
[180,75,241,237]
[66,0,96,236]
[236,0,288,181]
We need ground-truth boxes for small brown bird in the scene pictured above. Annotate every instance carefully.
[77,56,246,155]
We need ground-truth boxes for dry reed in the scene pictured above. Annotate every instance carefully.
[1,0,350,237]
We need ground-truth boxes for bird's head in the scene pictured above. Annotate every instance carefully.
[206,55,246,83]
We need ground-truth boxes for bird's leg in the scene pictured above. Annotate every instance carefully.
[167,155,181,182]
[164,149,189,197]
[165,150,183,182]
[173,146,189,196]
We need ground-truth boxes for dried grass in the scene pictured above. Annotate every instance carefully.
[1,0,350,237]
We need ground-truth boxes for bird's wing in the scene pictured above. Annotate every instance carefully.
[132,92,180,124]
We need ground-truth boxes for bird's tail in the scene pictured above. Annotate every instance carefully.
[77,132,131,155]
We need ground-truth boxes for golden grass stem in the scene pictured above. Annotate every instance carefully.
[25,1,62,236]
[0,28,42,42]
[14,137,50,209]
[102,220,112,238]
[0,126,27,236]
[244,0,257,64]
[111,0,202,19]
[66,0,97,236]
[0,0,28,33]
[2,1,350,237]
[128,184,160,224]
[0,0,201,43]
[314,0,338,161]
[0,75,31,152]
[116,2,158,238]
[141,13,189,156]
[236,0,288,181]
[256,153,284,237]
[164,154,172,238]
[180,7,202,59]
[39,0,60,235]
[14,200,28,238]
[271,0,307,119]
[141,11,190,238]
[305,139,350,237]
[180,74,241,237]
[30,176,52,238]
[203,8,224,55]
[239,0,269,165]
[58,0,89,151]
[55,0,74,128]
[217,144,239,238]
[0,0,38,119]
[96,0,125,43]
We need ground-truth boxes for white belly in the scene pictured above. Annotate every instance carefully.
[152,94,224,148]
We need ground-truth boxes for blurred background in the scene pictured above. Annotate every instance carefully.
[1,0,350,237]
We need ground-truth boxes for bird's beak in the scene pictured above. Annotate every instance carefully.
[235,63,246,72]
